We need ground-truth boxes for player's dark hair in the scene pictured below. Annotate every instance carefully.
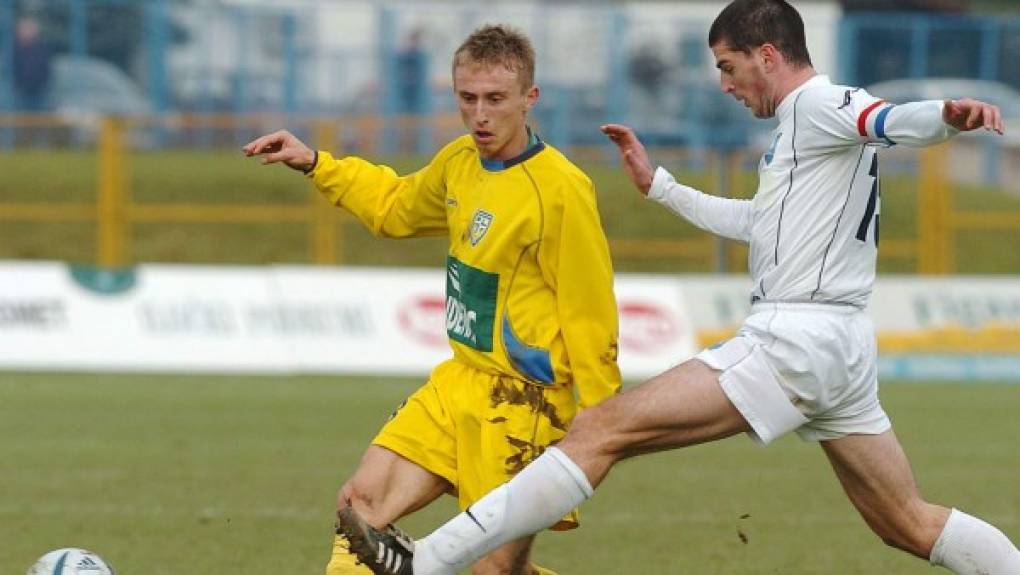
[708,0,813,68]
[453,24,536,92]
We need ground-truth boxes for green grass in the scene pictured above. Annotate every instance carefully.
[1,149,1019,273]
[1,373,1017,574]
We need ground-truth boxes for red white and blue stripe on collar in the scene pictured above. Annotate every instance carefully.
[857,100,897,146]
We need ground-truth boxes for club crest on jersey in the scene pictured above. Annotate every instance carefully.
[469,209,494,246]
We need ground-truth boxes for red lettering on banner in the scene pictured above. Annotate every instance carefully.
[618,300,678,353]
[398,295,447,348]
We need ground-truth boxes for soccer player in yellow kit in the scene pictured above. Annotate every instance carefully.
[243,25,621,575]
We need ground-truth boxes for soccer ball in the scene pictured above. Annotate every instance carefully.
[26,548,114,575]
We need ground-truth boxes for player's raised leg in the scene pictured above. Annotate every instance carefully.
[328,445,449,574]
[412,358,752,575]
[821,430,1020,574]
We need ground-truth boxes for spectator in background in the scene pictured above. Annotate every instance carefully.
[396,28,429,116]
[13,16,52,112]
[628,43,667,103]
[395,27,430,154]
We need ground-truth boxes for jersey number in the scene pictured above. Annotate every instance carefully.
[855,155,879,246]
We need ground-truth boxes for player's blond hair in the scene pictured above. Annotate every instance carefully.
[452,24,536,92]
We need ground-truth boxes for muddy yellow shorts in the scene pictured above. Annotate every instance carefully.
[373,358,580,529]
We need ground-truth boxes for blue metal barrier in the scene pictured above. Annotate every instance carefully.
[839,12,1020,89]
[2,0,1018,164]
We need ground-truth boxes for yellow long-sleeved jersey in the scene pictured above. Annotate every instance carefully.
[308,133,620,408]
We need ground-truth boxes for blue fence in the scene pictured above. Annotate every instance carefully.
[839,12,1020,89]
[1,1,1018,157]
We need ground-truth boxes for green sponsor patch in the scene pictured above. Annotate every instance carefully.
[445,255,498,351]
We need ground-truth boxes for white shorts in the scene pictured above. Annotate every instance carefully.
[696,302,891,444]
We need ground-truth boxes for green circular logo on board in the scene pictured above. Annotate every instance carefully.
[69,265,138,295]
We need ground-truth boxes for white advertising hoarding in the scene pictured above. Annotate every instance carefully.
[0,262,697,379]
[2,262,1017,380]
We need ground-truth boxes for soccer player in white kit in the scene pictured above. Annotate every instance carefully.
[338,1,1020,573]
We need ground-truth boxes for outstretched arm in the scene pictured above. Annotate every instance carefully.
[819,91,1005,149]
[601,124,753,243]
[243,130,449,238]
[242,130,317,172]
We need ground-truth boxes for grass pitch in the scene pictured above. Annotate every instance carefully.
[1,372,1017,574]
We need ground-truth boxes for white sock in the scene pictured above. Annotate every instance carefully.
[930,508,1020,574]
[413,447,593,575]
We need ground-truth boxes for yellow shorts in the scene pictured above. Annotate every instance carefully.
[373,359,580,529]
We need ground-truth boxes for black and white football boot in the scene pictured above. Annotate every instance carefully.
[335,506,415,575]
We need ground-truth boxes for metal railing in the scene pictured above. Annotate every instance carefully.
[0,115,1018,273]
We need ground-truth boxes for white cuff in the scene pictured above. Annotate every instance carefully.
[647,166,675,202]
[936,100,962,137]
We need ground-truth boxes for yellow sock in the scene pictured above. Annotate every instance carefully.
[325,533,374,575]
[531,564,559,575]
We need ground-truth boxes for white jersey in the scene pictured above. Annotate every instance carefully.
[649,75,958,308]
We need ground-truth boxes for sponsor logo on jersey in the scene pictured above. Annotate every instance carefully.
[837,88,860,110]
[763,132,782,166]
[445,256,497,351]
[468,209,494,246]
